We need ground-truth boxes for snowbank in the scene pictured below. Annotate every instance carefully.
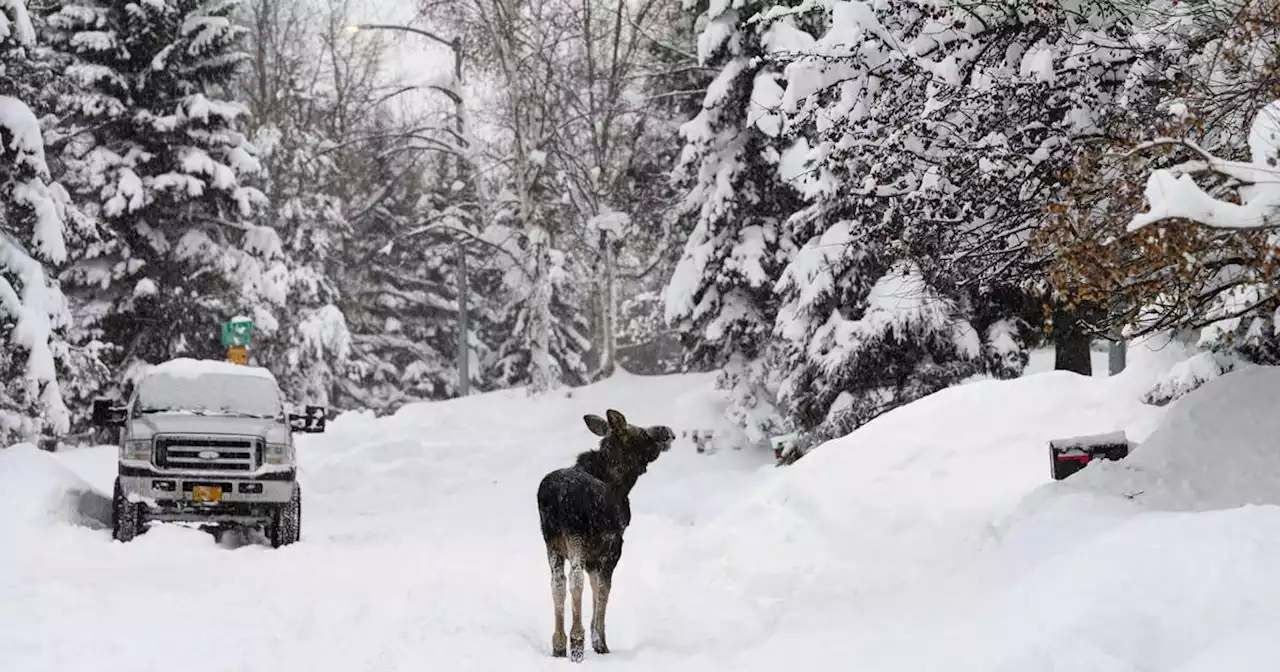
[936,365,1280,671]
[660,346,1280,670]
[1058,365,1280,511]
[0,443,110,532]
[675,368,1164,609]
[668,334,1203,608]
[924,503,1280,672]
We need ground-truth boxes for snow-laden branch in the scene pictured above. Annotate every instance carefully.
[1129,100,1280,232]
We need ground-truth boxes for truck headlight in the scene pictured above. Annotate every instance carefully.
[122,439,151,462]
[265,442,288,465]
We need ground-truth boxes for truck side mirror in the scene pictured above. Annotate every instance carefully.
[305,405,326,433]
[91,398,126,427]
[289,405,327,434]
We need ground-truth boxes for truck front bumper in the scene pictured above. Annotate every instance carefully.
[119,465,296,524]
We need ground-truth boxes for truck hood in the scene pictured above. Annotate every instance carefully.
[128,414,290,444]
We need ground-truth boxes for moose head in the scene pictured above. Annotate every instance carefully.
[583,409,674,469]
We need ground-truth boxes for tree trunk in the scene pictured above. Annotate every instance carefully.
[456,242,470,396]
[1108,340,1126,376]
[528,235,557,394]
[598,230,617,378]
[1052,304,1093,376]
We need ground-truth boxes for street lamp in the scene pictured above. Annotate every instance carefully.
[346,21,472,397]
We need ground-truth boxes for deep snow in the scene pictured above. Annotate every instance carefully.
[5,342,1280,671]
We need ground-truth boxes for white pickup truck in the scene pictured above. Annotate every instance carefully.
[92,358,326,547]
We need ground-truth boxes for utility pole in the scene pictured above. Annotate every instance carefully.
[346,23,471,396]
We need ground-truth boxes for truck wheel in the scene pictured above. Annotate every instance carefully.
[270,484,301,548]
[111,477,143,542]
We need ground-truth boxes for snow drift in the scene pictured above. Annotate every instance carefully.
[1058,364,1280,512]
[654,341,1280,669]
[0,443,110,533]
[940,365,1280,672]
[673,362,1169,611]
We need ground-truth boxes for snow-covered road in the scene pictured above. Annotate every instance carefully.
[5,372,786,671]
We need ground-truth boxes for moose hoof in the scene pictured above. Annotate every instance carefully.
[570,635,585,662]
[552,632,567,657]
[592,639,610,655]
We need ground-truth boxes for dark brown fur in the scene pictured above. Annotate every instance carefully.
[536,409,674,661]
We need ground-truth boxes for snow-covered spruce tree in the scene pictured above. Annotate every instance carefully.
[773,230,986,459]
[232,0,354,408]
[246,124,351,408]
[664,0,820,449]
[337,129,475,410]
[0,0,72,445]
[46,0,270,398]
[13,8,113,441]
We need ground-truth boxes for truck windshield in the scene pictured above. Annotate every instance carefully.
[134,372,284,418]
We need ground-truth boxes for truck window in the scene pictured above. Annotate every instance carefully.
[134,372,284,419]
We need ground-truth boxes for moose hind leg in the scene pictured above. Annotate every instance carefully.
[569,557,586,662]
[588,569,612,654]
[548,548,567,657]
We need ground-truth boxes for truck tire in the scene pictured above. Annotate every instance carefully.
[270,484,301,548]
[111,477,143,542]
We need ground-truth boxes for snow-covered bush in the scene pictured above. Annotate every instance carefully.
[1142,350,1241,407]
[777,257,985,452]
[983,317,1032,381]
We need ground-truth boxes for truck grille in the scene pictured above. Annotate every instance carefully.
[155,437,261,472]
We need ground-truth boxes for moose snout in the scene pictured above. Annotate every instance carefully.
[648,425,676,449]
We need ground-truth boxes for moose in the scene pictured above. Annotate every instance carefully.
[536,409,675,661]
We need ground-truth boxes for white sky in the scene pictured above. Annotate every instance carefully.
[347,0,505,162]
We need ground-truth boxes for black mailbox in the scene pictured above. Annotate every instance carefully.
[1049,431,1131,481]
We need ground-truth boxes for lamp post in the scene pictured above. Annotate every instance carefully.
[345,22,471,397]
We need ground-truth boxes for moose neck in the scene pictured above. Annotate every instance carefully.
[574,450,648,497]
[607,461,648,497]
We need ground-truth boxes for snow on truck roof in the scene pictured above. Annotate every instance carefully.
[143,357,277,381]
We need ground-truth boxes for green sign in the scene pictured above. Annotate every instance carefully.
[221,318,254,347]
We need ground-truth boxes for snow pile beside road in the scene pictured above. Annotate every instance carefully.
[658,347,1280,671]
[934,365,1280,671]
[0,443,110,532]
[676,366,1168,611]
[1057,365,1280,512]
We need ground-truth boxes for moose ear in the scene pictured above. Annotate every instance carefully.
[605,409,627,433]
[584,414,610,436]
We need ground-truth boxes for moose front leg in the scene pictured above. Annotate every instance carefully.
[588,570,612,654]
[548,549,567,657]
[568,561,586,662]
